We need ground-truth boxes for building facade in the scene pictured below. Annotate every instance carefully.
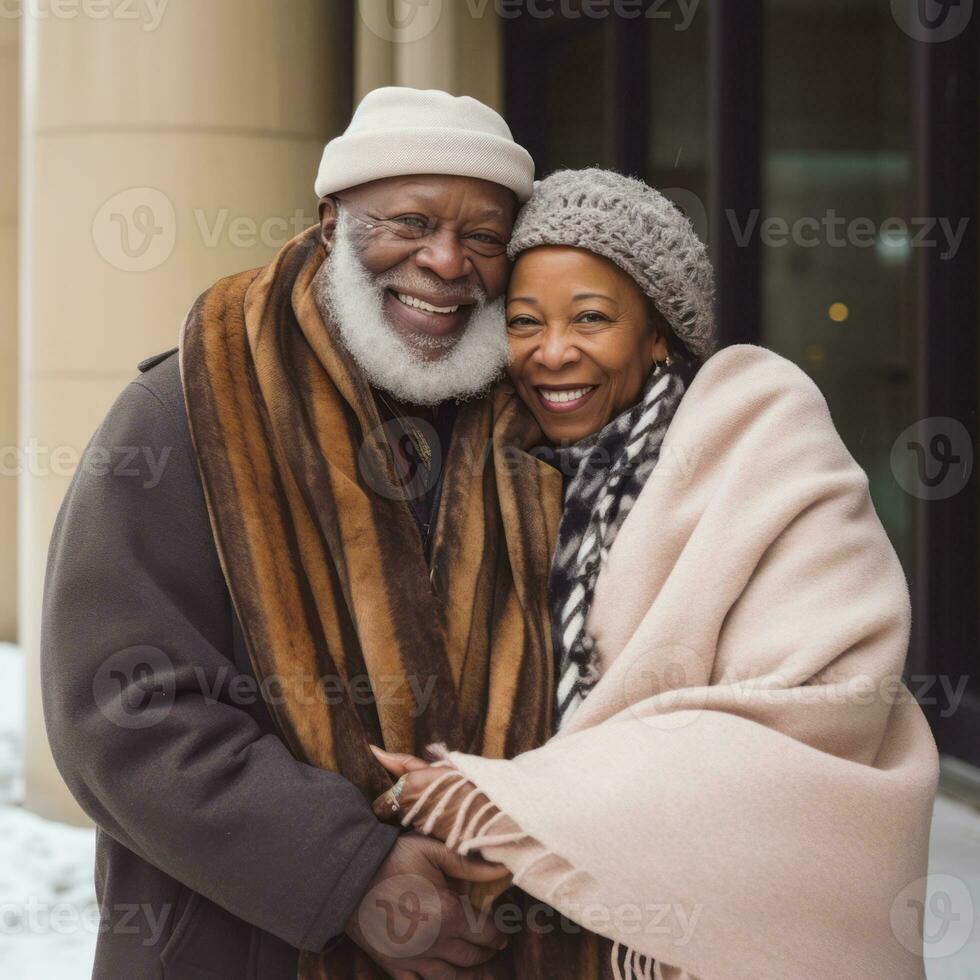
[4,0,976,821]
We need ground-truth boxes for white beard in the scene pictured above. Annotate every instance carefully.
[312,214,511,406]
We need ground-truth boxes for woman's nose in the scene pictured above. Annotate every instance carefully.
[533,326,581,371]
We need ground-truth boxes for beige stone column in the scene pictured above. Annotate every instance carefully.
[356,0,396,97]
[354,0,502,109]
[0,18,18,644]
[20,0,354,823]
[456,5,502,111]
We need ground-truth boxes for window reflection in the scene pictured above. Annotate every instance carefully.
[763,0,917,572]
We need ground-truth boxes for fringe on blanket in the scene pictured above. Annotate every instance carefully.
[406,747,667,980]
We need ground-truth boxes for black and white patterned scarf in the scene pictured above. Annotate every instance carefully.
[548,364,687,730]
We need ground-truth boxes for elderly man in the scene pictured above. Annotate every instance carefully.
[41,89,564,979]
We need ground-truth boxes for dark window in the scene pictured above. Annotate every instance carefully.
[504,0,980,765]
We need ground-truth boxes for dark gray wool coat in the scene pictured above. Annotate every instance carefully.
[40,348,399,979]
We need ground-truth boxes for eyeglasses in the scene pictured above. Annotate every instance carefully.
[333,197,510,259]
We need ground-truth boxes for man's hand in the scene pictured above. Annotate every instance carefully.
[346,832,509,979]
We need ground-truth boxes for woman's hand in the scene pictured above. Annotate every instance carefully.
[370,745,479,843]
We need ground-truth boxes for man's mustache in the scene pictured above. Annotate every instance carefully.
[374,271,486,307]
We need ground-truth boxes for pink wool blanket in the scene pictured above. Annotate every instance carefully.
[419,345,939,980]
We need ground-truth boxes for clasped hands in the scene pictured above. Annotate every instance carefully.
[369,746,513,912]
[344,745,513,979]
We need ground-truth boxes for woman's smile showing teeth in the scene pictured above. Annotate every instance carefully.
[395,292,460,315]
[536,385,598,413]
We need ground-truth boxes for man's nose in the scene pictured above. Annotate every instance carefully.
[413,228,471,282]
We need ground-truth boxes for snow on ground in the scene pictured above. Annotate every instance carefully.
[0,806,98,979]
[0,643,97,979]
[0,642,24,807]
[926,794,980,979]
[0,641,978,978]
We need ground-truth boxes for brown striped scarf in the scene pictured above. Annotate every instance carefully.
[178,226,614,978]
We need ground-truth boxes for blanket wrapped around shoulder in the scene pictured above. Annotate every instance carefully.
[429,345,940,980]
[178,225,627,978]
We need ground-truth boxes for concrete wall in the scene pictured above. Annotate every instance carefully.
[0,18,18,644]
[20,0,354,823]
[355,0,502,108]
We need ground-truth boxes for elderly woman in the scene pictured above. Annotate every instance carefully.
[372,170,939,980]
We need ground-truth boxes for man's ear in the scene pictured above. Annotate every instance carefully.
[318,196,338,252]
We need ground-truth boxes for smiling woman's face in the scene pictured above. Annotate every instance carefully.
[506,246,668,444]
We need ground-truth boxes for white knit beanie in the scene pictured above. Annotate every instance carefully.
[314,87,535,202]
[509,169,717,361]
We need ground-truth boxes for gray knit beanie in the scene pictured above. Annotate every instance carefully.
[507,168,717,361]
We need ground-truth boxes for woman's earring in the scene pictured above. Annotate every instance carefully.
[663,354,673,368]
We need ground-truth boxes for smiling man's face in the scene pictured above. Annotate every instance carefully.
[319,175,517,359]
[313,175,520,406]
